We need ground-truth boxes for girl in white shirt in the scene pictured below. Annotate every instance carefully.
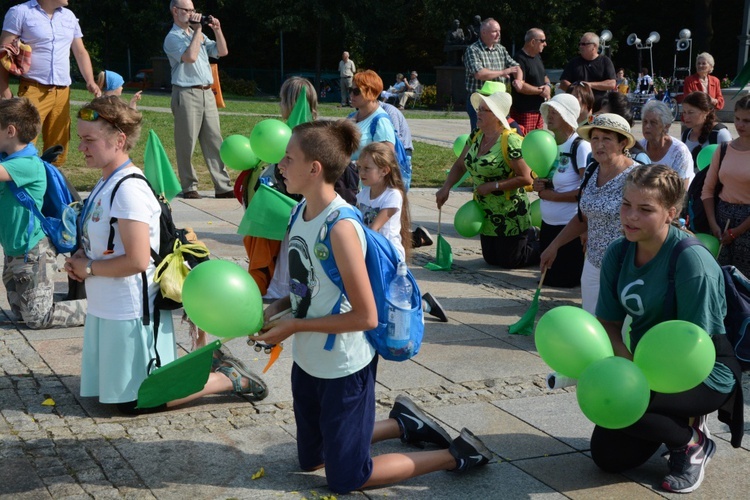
[356,142,447,322]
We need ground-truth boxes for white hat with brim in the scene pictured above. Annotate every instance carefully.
[470,91,512,131]
[577,113,636,149]
[540,93,580,132]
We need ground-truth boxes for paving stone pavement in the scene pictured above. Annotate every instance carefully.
[1,116,748,499]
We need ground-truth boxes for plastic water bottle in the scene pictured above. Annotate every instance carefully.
[387,262,412,356]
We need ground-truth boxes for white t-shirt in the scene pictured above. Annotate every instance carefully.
[82,167,161,320]
[356,186,405,261]
[638,136,695,185]
[541,134,591,226]
[288,195,375,379]
[683,128,732,155]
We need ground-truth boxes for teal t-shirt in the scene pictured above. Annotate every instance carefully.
[597,226,735,393]
[0,155,46,256]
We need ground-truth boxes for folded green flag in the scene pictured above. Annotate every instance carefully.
[144,129,182,201]
[286,88,312,128]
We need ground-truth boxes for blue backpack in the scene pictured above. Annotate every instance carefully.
[290,203,424,361]
[4,144,77,254]
[368,113,413,191]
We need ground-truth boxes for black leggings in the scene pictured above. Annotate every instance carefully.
[539,221,584,287]
[590,383,731,473]
[480,230,540,269]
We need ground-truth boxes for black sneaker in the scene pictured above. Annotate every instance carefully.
[661,430,716,493]
[412,226,434,248]
[389,395,451,448]
[422,293,448,322]
[449,428,493,472]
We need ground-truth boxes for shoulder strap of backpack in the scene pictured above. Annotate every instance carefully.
[577,161,599,222]
[570,136,582,171]
[664,237,703,319]
[315,204,364,351]
[107,172,155,327]
[709,123,728,144]
[681,127,690,143]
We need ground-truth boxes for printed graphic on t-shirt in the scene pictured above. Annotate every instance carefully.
[288,235,318,318]
[358,204,379,227]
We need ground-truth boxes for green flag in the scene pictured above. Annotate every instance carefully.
[733,58,750,98]
[144,129,182,201]
[286,88,312,128]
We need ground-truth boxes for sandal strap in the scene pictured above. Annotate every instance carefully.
[217,365,243,393]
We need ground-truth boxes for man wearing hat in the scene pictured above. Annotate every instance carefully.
[559,32,616,102]
[510,28,551,132]
[464,18,524,131]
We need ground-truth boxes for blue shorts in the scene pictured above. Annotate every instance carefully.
[291,355,378,494]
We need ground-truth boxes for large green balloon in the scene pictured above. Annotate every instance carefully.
[182,260,264,338]
[453,134,470,157]
[633,320,716,393]
[529,198,542,227]
[535,306,614,378]
[696,144,718,171]
[577,356,650,429]
[454,200,485,237]
[694,232,720,258]
[250,119,292,164]
[521,129,557,178]
[220,135,260,171]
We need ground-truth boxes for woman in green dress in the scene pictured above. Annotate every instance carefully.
[436,88,539,268]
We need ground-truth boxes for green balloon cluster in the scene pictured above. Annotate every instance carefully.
[577,356,650,429]
[694,232,720,258]
[454,200,485,237]
[182,260,264,338]
[521,129,557,178]
[534,306,614,378]
[633,320,716,393]
[220,135,260,171]
[453,134,470,157]
[696,144,718,171]
[250,119,292,164]
[529,199,541,227]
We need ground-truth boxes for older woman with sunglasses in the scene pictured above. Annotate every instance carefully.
[66,96,267,414]
[436,86,539,268]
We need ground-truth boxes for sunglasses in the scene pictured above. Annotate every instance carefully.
[348,87,362,96]
[176,6,195,13]
[579,42,595,46]
[78,108,125,134]
[536,38,547,43]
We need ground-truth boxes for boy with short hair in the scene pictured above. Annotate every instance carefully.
[257,119,492,495]
[0,97,86,328]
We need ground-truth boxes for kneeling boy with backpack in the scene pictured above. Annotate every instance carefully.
[0,98,86,329]
[256,120,492,495]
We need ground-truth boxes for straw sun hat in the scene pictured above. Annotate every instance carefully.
[577,113,636,149]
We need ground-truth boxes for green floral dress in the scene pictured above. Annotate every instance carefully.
[465,130,532,237]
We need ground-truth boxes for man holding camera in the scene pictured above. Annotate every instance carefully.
[164,0,233,199]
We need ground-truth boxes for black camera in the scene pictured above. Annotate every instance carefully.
[200,15,212,25]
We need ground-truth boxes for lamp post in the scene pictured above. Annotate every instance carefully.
[673,29,692,85]
[600,29,612,57]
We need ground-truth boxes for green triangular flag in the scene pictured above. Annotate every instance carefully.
[144,129,182,201]
[286,88,312,128]
[733,58,750,98]
[424,235,453,271]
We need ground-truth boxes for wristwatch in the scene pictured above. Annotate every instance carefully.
[86,260,94,277]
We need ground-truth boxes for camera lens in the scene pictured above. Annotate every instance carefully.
[201,15,211,25]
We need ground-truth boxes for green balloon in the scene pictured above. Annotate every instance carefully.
[250,119,292,164]
[182,260,264,338]
[454,200,485,237]
[577,356,650,429]
[220,135,260,171]
[633,320,716,393]
[521,129,557,177]
[529,198,542,227]
[696,144,718,171]
[453,134,470,157]
[694,232,720,258]
[535,306,614,378]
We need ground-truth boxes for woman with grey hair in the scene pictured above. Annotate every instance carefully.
[638,100,694,187]
[682,52,724,110]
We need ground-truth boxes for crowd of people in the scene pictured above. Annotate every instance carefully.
[1,3,748,496]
